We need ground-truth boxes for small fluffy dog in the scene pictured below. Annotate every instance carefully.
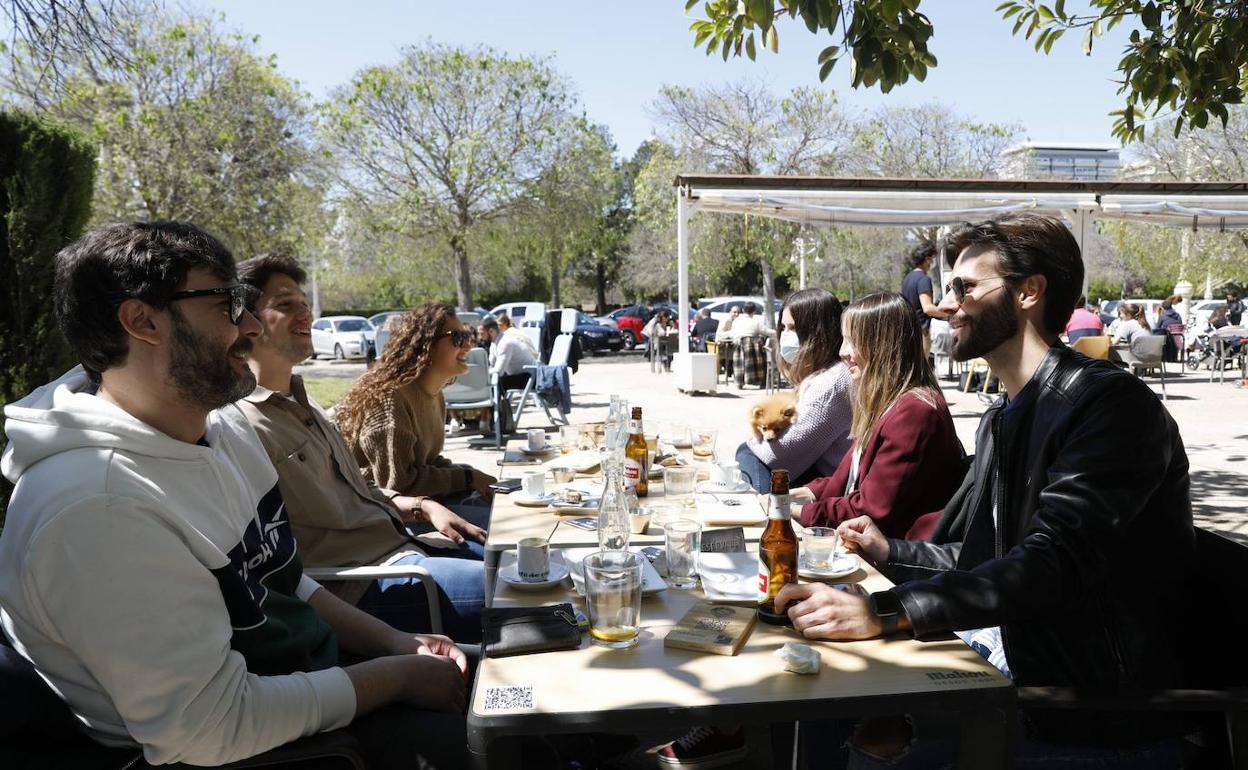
[749,393,798,441]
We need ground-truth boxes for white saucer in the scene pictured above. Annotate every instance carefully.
[798,553,860,580]
[499,563,570,591]
[520,445,556,456]
[696,480,754,494]
[550,496,601,514]
[512,493,554,507]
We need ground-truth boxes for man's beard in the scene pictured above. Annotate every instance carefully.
[951,290,1019,362]
[169,314,256,410]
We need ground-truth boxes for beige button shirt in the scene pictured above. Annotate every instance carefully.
[237,377,420,604]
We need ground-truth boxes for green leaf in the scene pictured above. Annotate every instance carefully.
[1037,5,1054,23]
[685,0,700,11]
[818,45,841,64]
[1082,28,1093,55]
[747,33,757,60]
[819,59,836,81]
[767,25,779,53]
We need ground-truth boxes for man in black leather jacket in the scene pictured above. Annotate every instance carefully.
[777,214,1195,761]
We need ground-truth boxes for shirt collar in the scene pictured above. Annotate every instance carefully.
[243,374,307,406]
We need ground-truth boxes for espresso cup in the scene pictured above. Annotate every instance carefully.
[516,537,550,582]
[521,471,545,498]
[527,428,547,451]
[711,460,741,487]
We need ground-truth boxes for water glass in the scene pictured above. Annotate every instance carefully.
[692,426,718,459]
[665,518,702,590]
[583,551,643,649]
[663,466,698,512]
[804,526,840,569]
[559,425,580,454]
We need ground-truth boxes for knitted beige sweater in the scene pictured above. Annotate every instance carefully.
[350,381,469,498]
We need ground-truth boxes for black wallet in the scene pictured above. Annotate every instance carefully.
[483,603,582,658]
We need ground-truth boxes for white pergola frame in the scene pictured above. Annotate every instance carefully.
[672,174,1248,355]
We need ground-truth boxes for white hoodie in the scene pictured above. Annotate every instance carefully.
[0,367,355,765]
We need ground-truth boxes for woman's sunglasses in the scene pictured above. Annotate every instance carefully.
[168,284,260,325]
[438,330,475,348]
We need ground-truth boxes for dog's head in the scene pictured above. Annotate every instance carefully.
[751,396,798,441]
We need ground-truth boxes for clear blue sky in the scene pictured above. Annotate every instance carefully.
[196,0,1133,160]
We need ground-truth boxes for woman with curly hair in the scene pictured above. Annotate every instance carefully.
[337,303,496,548]
[792,292,964,540]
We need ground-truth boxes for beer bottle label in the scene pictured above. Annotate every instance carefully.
[623,458,642,487]
[757,564,770,599]
[768,493,792,520]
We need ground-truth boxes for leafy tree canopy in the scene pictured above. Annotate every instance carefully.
[684,0,1248,141]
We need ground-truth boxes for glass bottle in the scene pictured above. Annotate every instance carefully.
[598,463,630,551]
[758,469,799,625]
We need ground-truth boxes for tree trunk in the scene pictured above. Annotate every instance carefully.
[451,232,473,310]
[760,257,776,331]
[596,260,607,313]
[550,253,561,309]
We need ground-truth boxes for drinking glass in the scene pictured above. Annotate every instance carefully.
[664,519,701,589]
[583,551,643,649]
[804,526,840,569]
[559,425,579,454]
[663,466,698,514]
[691,426,718,459]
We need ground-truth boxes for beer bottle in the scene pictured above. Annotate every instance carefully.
[758,469,798,625]
[623,406,649,497]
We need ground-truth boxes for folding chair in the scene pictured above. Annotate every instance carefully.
[503,311,573,429]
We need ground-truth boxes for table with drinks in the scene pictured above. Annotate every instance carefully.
[470,399,1015,769]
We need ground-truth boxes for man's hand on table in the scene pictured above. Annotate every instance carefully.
[838,515,890,568]
[776,583,883,640]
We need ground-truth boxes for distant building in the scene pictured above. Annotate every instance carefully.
[998,142,1121,181]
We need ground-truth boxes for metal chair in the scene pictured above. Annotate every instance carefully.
[503,313,573,430]
[444,348,498,447]
[1211,327,1247,384]
[303,563,442,634]
[1071,335,1110,360]
[1122,334,1167,400]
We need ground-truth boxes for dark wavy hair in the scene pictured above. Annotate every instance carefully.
[334,302,458,444]
[947,214,1084,336]
[54,221,235,382]
[778,288,843,387]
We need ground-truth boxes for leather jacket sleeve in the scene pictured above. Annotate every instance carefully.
[885,539,962,584]
[894,382,1184,640]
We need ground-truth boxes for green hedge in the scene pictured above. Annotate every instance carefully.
[0,110,97,525]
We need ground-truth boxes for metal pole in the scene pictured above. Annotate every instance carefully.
[677,186,691,354]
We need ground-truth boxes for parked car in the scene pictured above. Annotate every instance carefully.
[1190,299,1226,329]
[604,303,695,348]
[489,301,545,325]
[311,315,374,360]
[571,311,626,355]
[697,295,782,327]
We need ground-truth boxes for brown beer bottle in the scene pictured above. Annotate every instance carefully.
[623,406,649,497]
[758,469,798,625]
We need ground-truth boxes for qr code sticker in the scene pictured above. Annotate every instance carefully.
[482,685,534,711]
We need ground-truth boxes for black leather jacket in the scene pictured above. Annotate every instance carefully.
[886,344,1196,744]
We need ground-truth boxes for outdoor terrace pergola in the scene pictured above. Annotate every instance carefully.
[670,174,1248,365]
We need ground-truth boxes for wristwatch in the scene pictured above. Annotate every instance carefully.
[869,590,905,635]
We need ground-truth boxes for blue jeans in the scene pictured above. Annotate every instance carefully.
[357,499,490,643]
[735,442,819,493]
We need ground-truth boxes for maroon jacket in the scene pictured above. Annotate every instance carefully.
[797,390,963,539]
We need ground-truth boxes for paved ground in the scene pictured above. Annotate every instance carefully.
[424,349,1248,544]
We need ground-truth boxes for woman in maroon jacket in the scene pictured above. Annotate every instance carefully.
[793,292,964,540]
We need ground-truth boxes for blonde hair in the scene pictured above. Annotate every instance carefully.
[843,292,943,444]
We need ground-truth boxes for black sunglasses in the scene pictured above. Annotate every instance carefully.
[438,329,474,348]
[168,284,260,325]
[944,276,1006,304]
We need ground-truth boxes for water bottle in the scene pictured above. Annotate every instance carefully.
[598,463,630,551]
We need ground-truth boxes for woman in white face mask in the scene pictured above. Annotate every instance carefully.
[736,288,855,492]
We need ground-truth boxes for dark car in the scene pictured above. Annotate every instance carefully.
[571,311,625,355]
[606,303,694,348]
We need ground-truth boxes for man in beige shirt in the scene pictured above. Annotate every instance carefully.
[236,254,486,642]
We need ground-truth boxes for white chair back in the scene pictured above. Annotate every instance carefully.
[548,334,574,367]
[559,308,578,334]
[1130,334,1165,364]
[443,347,491,404]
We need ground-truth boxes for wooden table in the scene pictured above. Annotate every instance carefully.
[468,545,1015,769]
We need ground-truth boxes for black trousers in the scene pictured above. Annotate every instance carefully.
[495,372,531,434]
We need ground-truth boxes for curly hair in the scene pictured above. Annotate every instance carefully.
[334,302,457,444]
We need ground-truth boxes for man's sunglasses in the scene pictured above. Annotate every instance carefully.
[944,276,1006,304]
[438,330,475,348]
[168,284,260,325]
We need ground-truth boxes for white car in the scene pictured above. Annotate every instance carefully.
[1190,299,1226,329]
[311,315,375,360]
[697,295,782,327]
[489,301,545,325]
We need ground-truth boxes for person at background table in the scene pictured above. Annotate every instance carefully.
[777,214,1194,769]
[1153,295,1184,333]
[235,255,486,642]
[736,288,853,492]
[1063,294,1103,343]
[691,306,719,351]
[1110,302,1150,344]
[1228,289,1244,325]
[479,313,535,435]
[643,309,678,370]
[729,300,767,340]
[336,303,496,531]
[900,241,949,358]
[789,292,964,540]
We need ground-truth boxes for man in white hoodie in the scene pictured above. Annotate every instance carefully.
[0,222,470,768]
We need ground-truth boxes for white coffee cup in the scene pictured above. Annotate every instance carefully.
[527,428,547,451]
[521,471,545,498]
[517,537,550,582]
[711,460,741,487]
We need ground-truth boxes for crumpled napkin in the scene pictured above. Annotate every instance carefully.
[775,642,821,674]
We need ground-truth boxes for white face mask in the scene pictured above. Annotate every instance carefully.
[779,330,801,363]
